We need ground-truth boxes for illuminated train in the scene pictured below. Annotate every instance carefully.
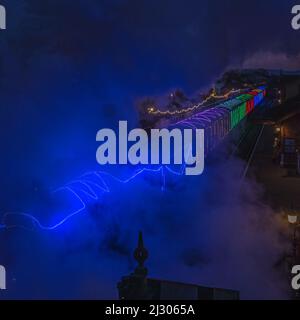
[170,86,267,155]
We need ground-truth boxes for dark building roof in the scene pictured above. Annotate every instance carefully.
[257,96,300,125]
[281,75,300,85]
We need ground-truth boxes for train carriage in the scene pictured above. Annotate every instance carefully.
[236,94,254,114]
[170,86,267,157]
[249,87,265,107]
[218,98,243,129]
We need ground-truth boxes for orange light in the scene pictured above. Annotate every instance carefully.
[148,88,242,115]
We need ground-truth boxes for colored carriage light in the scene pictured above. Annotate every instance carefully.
[158,88,267,156]
[275,127,281,133]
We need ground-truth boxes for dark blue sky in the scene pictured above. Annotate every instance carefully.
[0,0,298,299]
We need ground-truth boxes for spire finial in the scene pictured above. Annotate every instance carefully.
[133,231,148,276]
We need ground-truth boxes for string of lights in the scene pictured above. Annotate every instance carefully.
[147,88,242,115]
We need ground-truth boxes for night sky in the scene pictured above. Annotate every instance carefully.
[0,0,299,299]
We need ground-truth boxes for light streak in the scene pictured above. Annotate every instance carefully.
[0,165,185,231]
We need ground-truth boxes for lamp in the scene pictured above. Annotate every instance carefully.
[287,204,299,225]
[288,214,298,225]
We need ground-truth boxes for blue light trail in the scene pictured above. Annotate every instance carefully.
[0,165,186,231]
